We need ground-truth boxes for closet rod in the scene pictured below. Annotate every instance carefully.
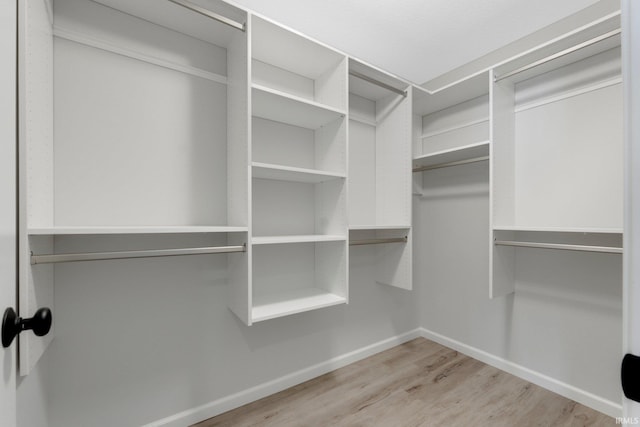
[31,245,246,265]
[412,155,489,173]
[349,71,407,97]
[494,240,622,254]
[168,0,245,32]
[350,237,407,246]
[494,28,620,82]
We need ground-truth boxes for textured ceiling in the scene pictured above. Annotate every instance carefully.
[231,0,599,84]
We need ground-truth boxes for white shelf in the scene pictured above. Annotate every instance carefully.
[413,140,490,169]
[252,84,345,129]
[414,72,490,116]
[493,225,622,234]
[251,235,346,245]
[349,225,410,231]
[252,162,345,183]
[251,288,346,322]
[28,225,248,235]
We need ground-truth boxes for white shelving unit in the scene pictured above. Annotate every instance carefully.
[19,0,250,374]
[490,13,623,297]
[348,59,412,290]
[412,72,490,172]
[241,15,349,324]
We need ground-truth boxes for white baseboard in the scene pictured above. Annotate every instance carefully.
[417,327,622,419]
[145,327,621,426]
[144,329,423,427]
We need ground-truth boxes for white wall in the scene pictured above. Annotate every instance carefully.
[414,161,622,415]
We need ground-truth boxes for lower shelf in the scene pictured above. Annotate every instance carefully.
[251,288,346,322]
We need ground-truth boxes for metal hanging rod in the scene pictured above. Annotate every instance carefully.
[413,155,489,173]
[350,237,407,246]
[494,240,622,254]
[494,28,620,82]
[168,0,245,32]
[349,71,407,97]
[31,245,246,265]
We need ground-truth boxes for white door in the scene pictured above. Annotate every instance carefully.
[0,0,17,426]
[623,0,640,420]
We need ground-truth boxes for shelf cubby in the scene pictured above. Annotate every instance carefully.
[251,15,347,111]
[412,72,490,166]
[251,240,347,322]
[252,177,346,238]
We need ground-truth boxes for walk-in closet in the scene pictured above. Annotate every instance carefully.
[1,0,639,425]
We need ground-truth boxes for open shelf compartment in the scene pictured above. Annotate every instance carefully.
[251,15,347,111]
[251,240,347,323]
[412,73,490,163]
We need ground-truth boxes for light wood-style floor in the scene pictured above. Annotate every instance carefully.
[193,338,615,426]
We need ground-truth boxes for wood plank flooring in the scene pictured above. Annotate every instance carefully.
[193,338,615,427]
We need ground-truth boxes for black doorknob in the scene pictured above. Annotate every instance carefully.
[2,307,52,348]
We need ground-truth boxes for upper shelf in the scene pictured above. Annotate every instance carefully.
[492,225,623,234]
[348,58,408,101]
[28,225,248,235]
[90,0,246,48]
[494,13,620,84]
[252,85,345,129]
[251,15,345,81]
[413,72,490,117]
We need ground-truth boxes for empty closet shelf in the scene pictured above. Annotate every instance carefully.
[252,235,346,245]
[252,163,345,183]
[31,244,247,265]
[493,240,622,254]
[252,288,346,322]
[252,85,345,129]
[413,141,490,172]
[413,155,489,173]
[350,237,407,246]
